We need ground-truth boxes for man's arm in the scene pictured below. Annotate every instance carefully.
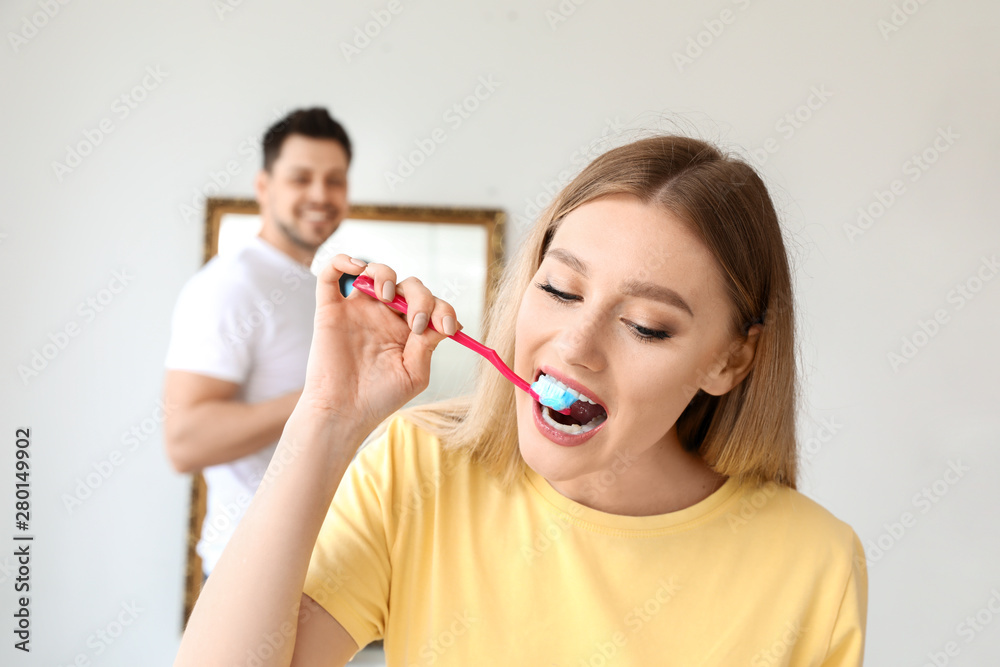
[162,369,302,473]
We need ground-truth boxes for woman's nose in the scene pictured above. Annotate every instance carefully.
[555,312,607,372]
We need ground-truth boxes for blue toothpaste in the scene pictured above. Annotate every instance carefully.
[531,375,577,411]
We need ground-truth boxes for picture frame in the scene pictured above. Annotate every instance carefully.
[182,198,506,628]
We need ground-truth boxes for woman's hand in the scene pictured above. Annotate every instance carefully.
[297,254,461,435]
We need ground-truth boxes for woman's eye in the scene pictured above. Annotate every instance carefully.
[535,281,579,302]
[628,322,672,343]
[536,281,671,342]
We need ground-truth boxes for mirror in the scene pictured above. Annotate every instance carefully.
[183,198,505,625]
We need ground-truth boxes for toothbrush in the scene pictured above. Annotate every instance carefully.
[350,274,576,414]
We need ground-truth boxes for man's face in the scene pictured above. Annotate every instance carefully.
[255,134,349,253]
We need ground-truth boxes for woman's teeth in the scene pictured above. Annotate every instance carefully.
[541,404,605,434]
[537,373,598,405]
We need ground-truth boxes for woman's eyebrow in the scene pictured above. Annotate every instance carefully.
[546,247,694,317]
[547,248,589,276]
[620,279,694,317]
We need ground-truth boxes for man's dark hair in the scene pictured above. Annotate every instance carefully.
[262,107,352,172]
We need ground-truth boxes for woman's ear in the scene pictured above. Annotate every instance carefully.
[700,324,763,396]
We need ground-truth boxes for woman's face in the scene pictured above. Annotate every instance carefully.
[513,193,748,507]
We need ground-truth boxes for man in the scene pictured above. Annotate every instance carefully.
[162,107,352,580]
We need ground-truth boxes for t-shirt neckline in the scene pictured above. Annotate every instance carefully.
[248,235,315,275]
[523,465,742,534]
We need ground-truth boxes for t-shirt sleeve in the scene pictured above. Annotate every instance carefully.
[302,422,399,650]
[163,275,254,384]
[821,530,869,666]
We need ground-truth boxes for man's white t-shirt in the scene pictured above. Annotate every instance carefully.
[164,235,317,575]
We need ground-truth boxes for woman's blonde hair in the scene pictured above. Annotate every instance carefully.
[399,135,799,491]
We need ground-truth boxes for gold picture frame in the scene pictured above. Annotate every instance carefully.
[182,198,506,628]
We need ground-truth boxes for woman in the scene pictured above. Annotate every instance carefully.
[175,136,867,666]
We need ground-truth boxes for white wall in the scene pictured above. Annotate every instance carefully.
[1,0,997,664]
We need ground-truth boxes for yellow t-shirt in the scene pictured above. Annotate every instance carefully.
[304,416,867,666]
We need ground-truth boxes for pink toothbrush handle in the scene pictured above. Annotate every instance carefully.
[350,275,566,412]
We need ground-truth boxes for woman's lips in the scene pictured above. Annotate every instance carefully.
[534,365,608,415]
[532,396,606,447]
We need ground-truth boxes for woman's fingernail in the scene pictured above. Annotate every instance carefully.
[412,312,429,335]
[349,257,367,268]
[381,282,395,301]
[443,316,457,336]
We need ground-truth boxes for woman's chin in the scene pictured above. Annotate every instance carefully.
[516,420,580,484]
